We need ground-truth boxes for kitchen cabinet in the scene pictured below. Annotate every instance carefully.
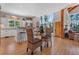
[0,17,27,42]
[0,29,17,37]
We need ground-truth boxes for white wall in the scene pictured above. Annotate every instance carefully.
[54,11,61,22]
[0,17,9,28]
[64,9,71,30]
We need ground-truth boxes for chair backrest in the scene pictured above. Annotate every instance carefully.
[26,28,33,41]
[46,28,51,34]
[46,28,51,37]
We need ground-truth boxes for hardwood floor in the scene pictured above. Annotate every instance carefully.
[1,36,79,55]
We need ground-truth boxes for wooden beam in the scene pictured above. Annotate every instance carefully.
[68,5,79,12]
[61,9,64,38]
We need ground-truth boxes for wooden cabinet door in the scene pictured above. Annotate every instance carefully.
[55,22,61,37]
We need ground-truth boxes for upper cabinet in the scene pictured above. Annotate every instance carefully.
[0,17,9,29]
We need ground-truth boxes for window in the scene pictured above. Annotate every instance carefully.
[40,13,54,32]
[70,13,79,32]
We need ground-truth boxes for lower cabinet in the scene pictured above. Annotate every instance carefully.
[0,29,17,37]
[0,29,27,42]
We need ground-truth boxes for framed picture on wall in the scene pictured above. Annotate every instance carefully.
[9,20,15,28]
[15,21,20,28]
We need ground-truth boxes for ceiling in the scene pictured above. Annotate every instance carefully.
[0,3,76,17]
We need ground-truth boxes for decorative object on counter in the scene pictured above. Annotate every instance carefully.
[26,16,35,20]
[22,18,26,21]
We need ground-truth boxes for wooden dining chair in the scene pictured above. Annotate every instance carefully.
[42,28,51,47]
[26,28,42,55]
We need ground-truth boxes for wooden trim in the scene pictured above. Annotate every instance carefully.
[68,5,79,12]
[55,22,61,38]
[61,9,64,38]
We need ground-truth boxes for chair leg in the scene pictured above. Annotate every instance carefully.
[31,51,33,55]
[50,38,52,47]
[27,48,28,52]
[47,42,48,47]
[40,46,42,52]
